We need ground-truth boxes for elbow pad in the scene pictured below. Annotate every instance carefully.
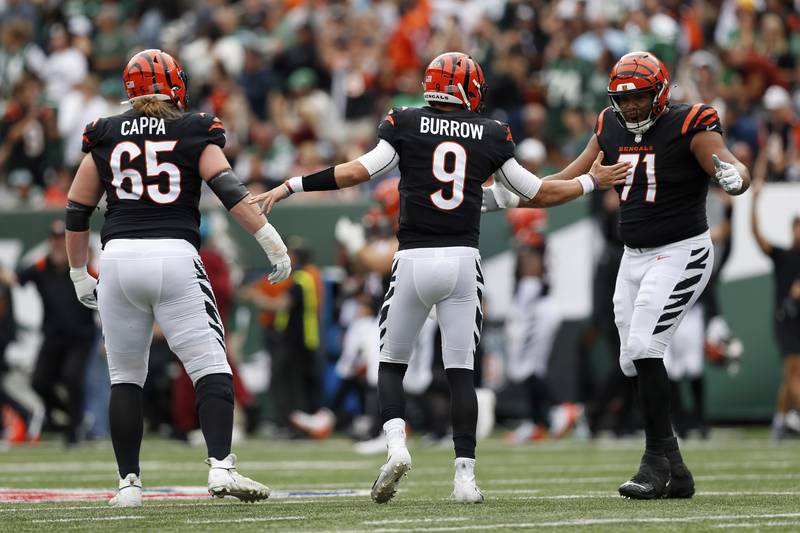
[207,168,249,210]
[65,200,95,231]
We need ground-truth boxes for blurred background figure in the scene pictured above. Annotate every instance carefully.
[8,221,97,446]
[751,176,800,440]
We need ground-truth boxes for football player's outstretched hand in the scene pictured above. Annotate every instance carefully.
[712,154,743,194]
[268,253,291,283]
[248,182,290,215]
[69,267,98,309]
[481,181,519,213]
[590,151,631,190]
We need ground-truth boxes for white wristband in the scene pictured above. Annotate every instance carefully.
[254,222,287,260]
[286,176,304,194]
[576,173,596,195]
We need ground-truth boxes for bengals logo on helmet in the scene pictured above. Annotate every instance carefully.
[123,49,189,111]
[607,51,670,134]
[423,52,487,112]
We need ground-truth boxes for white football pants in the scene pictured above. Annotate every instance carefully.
[614,231,713,378]
[379,247,483,370]
[663,303,705,380]
[504,277,562,383]
[97,239,231,387]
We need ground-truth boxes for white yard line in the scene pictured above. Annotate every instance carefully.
[186,516,305,524]
[31,515,144,523]
[364,518,470,525]
[713,521,800,529]
[355,512,800,532]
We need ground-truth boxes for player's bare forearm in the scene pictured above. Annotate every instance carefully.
[543,135,602,182]
[528,180,584,207]
[334,160,371,188]
[230,196,269,234]
[65,230,91,268]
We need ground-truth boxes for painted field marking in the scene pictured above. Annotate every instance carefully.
[31,515,143,524]
[713,521,800,529]
[357,512,800,532]
[364,518,470,525]
[187,515,305,524]
[0,486,371,503]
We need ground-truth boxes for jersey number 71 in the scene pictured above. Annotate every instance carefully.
[618,153,656,203]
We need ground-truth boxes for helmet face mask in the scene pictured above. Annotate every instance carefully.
[423,52,487,112]
[607,51,670,135]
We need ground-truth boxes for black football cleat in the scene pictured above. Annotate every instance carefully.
[618,453,670,500]
[665,461,695,499]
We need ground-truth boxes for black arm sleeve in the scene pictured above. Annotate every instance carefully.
[65,200,96,231]
[207,168,249,210]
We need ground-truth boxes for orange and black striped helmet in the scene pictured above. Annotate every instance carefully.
[423,52,487,112]
[123,49,189,110]
[607,51,670,133]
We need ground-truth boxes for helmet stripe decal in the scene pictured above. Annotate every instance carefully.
[681,103,704,134]
[158,51,175,90]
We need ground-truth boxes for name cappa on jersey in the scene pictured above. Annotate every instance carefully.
[120,116,166,136]
[419,116,484,140]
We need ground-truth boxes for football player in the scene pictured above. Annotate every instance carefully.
[64,49,291,507]
[484,51,751,499]
[249,51,629,503]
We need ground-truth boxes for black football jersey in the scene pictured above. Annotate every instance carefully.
[82,109,226,249]
[594,103,723,248]
[377,106,515,250]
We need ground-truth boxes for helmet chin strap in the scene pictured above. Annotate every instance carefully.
[456,82,471,111]
[624,115,656,134]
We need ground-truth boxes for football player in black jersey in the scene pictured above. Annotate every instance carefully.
[250,51,629,504]
[64,49,291,507]
[484,51,751,500]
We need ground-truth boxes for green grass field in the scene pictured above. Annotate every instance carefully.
[1,430,799,532]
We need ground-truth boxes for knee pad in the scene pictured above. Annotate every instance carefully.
[626,334,649,362]
[108,352,148,388]
[619,356,638,378]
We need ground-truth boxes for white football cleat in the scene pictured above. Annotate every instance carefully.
[207,453,270,503]
[452,458,484,503]
[109,473,142,507]
[371,448,412,503]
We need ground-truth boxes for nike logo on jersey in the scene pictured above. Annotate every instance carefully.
[420,116,484,140]
[121,116,166,136]
[706,124,718,131]
[656,255,670,261]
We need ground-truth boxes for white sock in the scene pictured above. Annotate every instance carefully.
[773,412,786,427]
[455,457,476,481]
[383,418,406,454]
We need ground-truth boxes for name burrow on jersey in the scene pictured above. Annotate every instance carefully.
[419,116,484,140]
[121,116,166,136]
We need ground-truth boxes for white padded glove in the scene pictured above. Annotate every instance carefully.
[254,223,292,283]
[267,254,291,283]
[481,181,520,213]
[334,217,366,256]
[69,267,98,309]
[713,154,743,194]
